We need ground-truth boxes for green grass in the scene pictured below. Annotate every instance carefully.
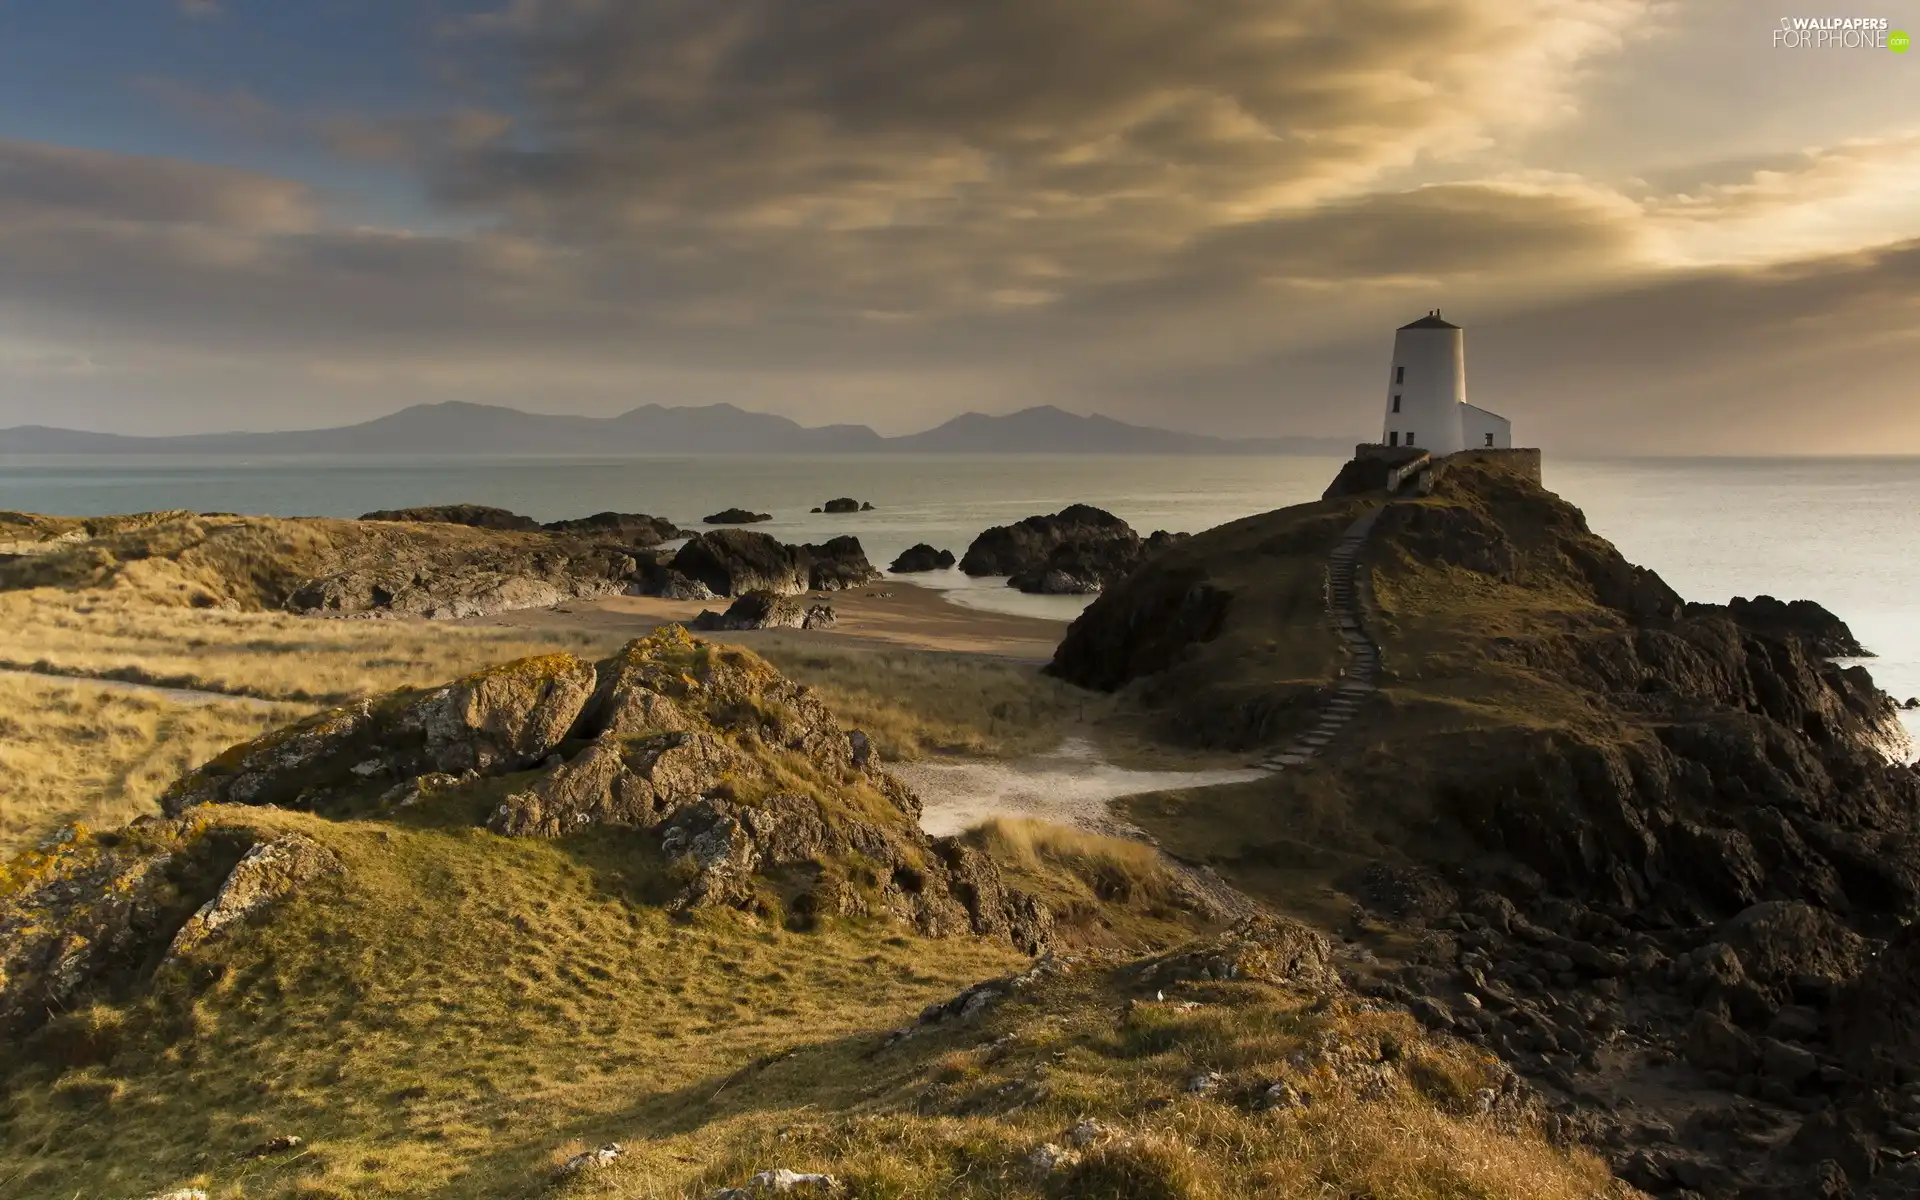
[0,807,1026,1199]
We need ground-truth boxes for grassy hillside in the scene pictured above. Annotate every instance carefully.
[0,674,309,857]
[0,805,1620,1200]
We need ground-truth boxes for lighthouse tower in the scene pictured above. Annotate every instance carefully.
[1383,311,1466,454]
[1381,311,1510,454]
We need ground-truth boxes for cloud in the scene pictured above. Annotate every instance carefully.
[0,139,315,231]
[430,0,1653,310]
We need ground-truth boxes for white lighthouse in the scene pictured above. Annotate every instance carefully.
[1382,311,1509,454]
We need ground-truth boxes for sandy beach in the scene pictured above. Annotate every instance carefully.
[461,576,1072,661]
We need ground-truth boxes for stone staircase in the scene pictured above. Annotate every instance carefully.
[1259,507,1384,771]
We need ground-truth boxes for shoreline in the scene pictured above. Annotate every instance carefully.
[463,575,1073,661]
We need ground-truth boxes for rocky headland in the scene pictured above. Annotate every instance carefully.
[959,504,1189,594]
[1052,452,1920,1197]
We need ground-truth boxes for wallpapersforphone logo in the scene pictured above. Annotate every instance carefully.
[1771,16,1906,49]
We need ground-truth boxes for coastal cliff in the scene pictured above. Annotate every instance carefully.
[1056,454,1920,1197]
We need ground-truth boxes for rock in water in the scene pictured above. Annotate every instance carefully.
[889,544,955,572]
[820,497,868,513]
[961,505,1187,594]
[703,507,773,525]
[960,504,1135,576]
[540,512,685,546]
[1716,594,1870,657]
[359,504,542,532]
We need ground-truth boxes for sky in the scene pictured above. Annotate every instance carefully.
[0,0,1917,452]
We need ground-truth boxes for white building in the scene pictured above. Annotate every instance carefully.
[1381,311,1510,454]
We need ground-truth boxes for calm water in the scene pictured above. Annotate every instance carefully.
[3,453,1915,743]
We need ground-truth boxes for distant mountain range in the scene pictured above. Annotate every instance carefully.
[0,402,1356,456]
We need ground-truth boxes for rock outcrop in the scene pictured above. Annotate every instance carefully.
[1691,594,1871,658]
[820,498,873,514]
[0,821,329,1040]
[1064,453,1920,1197]
[360,504,543,532]
[160,629,1051,951]
[691,591,837,632]
[960,505,1186,594]
[704,508,773,525]
[671,531,880,598]
[539,512,686,546]
[889,544,956,573]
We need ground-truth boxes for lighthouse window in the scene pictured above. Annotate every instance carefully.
[1485,432,1494,447]
[1391,395,1401,413]
[1407,431,1416,445]
[1394,366,1405,384]
[1388,432,1398,447]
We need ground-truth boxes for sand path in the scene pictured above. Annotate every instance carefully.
[892,737,1267,838]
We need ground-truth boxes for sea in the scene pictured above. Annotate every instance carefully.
[2,453,1916,749]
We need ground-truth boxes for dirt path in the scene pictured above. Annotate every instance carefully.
[0,666,290,708]
[891,737,1267,838]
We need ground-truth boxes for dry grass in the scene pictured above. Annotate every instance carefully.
[752,638,1106,760]
[0,674,308,857]
[0,588,624,704]
[0,805,1624,1200]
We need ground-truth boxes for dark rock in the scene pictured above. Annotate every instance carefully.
[802,535,882,591]
[540,512,684,545]
[889,544,956,573]
[1788,1109,1878,1182]
[960,505,1184,595]
[1686,1011,1760,1075]
[961,504,1133,576]
[672,531,879,597]
[691,590,829,632]
[821,498,867,514]
[1760,1037,1821,1086]
[1720,902,1871,1003]
[703,508,773,525]
[1048,566,1233,692]
[1834,925,1920,1082]
[673,531,808,596]
[644,569,717,601]
[359,504,541,532]
[1714,595,1871,658]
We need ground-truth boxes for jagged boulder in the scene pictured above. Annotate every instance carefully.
[821,498,865,514]
[704,508,772,525]
[167,834,341,959]
[673,531,810,596]
[803,535,881,590]
[889,544,955,573]
[961,505,1134,577]
[161,653,598,813]
[0,821,312,1040]
[691,591,837,632]
[359,504,541,532]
